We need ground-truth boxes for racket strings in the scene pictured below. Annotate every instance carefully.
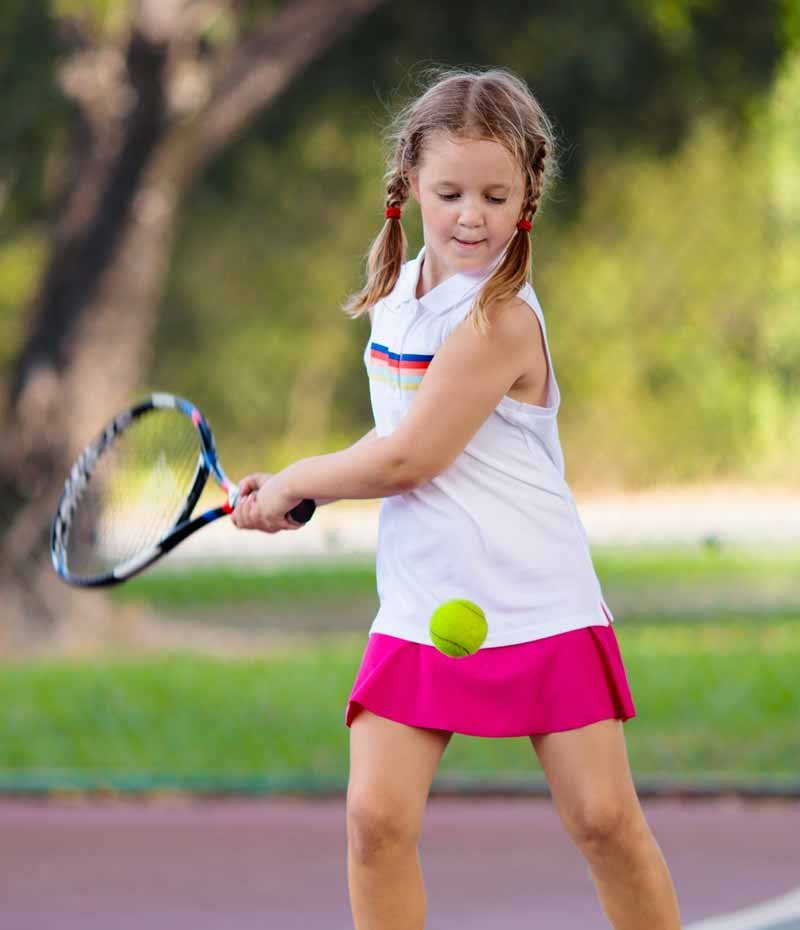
[64,409,204,577]
[115,426,198,560]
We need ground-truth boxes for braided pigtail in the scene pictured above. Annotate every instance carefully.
[342,170,411,319]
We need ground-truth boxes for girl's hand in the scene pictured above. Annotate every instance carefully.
[230,471,308,533]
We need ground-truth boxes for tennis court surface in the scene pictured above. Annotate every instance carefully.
[2,796,798,929]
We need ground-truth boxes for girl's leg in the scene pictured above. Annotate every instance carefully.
[531,718,682,930]
[347,707,452,930]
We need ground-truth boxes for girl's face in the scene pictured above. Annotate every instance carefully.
[409,131,527,280]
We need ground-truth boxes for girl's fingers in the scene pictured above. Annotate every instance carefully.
[239,472,274,498]
[233,491,255,528]
[237,475,260,496]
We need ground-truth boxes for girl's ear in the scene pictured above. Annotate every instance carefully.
[409,172,420,203]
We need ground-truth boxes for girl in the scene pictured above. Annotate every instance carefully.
[232,67,682,930]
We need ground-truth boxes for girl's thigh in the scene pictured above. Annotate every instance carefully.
[347,708,452,835]
[529,718,641,842]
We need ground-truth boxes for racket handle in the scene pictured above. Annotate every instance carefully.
[287,498,316,524]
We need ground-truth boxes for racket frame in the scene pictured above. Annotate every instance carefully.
[52,393,269,587]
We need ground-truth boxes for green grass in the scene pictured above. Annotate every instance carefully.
[5,542,797,791]
[110,558,379,608]
[0,619,798,785]
[594,541,800,585]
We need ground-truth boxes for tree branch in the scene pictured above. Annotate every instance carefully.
[188,0,386,178]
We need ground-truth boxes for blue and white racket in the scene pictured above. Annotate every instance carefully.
[50,393,316,587]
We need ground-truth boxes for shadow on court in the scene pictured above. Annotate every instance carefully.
[1,796,799,929]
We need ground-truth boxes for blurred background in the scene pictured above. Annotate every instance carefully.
[0,0,797,795]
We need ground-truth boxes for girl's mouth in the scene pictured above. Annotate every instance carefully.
[453,238,485,248]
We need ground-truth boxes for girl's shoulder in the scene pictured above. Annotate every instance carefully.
[513,280,547,324]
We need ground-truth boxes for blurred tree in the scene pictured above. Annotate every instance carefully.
[148,0,786,472]
[0,0,386,645]
[0,0,791,646]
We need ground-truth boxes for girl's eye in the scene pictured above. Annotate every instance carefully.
[437,194,507,204]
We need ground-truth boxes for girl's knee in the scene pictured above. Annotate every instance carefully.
[347,792,420,860]
[565,794,645,853]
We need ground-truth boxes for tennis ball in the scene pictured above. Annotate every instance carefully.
[429,599,488,658]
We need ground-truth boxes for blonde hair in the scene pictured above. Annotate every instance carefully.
[342,65,559,334]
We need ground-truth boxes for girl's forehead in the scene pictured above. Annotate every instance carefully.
[418,131,521,182]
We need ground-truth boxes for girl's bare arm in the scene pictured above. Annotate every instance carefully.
[313,427,379,506]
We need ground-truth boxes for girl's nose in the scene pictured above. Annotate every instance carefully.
[458,207,484,227]
[456,195,483,220]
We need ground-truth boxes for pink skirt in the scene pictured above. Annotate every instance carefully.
[345,608,636,737]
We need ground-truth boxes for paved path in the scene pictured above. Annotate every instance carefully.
[163,483,800,570]
[2,797,799,929]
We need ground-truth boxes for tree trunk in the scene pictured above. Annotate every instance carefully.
[0,27,178,652]
[0,0,387,654]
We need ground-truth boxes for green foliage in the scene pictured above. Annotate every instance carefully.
[0,234,45,386]
[52,0,117,27]
[150,112,394,471]
[780,0,800,51]
[746,54,800,480]
[198,5,240,48]
[152,91,800,486]
[633,0,722,51]
[536,104,798,487]
[0,1,795,487]
[0,0,68,231]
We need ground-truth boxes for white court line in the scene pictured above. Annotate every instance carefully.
[685,886,800,930]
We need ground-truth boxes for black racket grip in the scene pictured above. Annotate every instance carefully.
[287,498,316,524]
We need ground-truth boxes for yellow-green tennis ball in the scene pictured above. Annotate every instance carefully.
[429,599,488,658]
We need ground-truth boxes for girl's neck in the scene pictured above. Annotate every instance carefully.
[415,249,497,300]
[415,257,437,299]
[415,250,464,299]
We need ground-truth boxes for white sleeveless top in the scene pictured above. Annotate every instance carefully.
[364,244,614,648]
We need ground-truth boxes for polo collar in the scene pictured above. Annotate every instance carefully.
[389,242,510,316]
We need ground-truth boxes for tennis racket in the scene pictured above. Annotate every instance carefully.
[50,392,316,587]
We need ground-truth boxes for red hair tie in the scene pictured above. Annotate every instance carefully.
[517,219,532,232]
[385,206,402,219]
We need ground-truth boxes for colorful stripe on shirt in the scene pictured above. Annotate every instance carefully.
[368,342,434,392]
